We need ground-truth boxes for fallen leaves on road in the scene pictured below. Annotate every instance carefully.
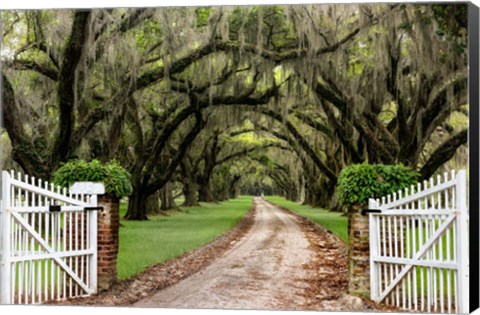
[277,206,398,312]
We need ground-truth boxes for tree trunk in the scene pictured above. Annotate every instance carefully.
[216,183,230,201]
[160,182,176,210]
[52,11,92,168]
[310,180,336,209]
[228,175,241,199]
[197,179,216,202]
[125,186,149,220]
[146,190,161,215]
[182,180,199,207]
[287,187,298,201]
[303,182,314,205]
[299,175,306,204]
[304,181,324,207]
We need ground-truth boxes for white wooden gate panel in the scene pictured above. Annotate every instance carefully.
[369,170,469,313]
[0,170,99,304]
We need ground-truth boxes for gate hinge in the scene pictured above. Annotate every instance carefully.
[84,206,103,212]
[49,205,61,212]
[361,208,382,216]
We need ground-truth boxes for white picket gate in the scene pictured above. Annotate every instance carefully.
[0,170,102,304]
[368,169,469,313]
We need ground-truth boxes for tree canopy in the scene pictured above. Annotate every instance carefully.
[1,3,469,219]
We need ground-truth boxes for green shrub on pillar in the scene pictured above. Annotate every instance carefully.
[52,159,132,198]
[337,164,418,298]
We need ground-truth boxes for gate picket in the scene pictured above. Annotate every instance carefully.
[0,170,101,304]
[369,169,469,313]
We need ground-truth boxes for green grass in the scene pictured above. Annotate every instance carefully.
[174,196,185,205]
[117,196,253,280]
[265,196,348,243]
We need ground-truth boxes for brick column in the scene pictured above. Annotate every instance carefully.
[97,194,120,291]
[347,204,370,298]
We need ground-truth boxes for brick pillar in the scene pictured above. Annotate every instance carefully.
[348,204,370,298]
[97,194,120,291]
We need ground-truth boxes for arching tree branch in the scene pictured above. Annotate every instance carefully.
[420,129,467,179]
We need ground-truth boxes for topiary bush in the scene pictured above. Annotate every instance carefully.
[336,164,419,207]
[52,159,132,199]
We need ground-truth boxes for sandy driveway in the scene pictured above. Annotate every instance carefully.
[134,197,315,310]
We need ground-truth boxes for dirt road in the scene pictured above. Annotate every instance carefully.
[135,197,315,310]
[63,197,378,311]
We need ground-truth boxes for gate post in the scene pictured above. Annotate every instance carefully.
[89,194,98,294]
[0,171,11,304]
[368,198,379,301]
[347,203,371,298]
[455,170,469,313]
[96,194,120,291]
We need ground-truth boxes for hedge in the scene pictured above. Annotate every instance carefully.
[52,159,132,198]
[336,164,419,207]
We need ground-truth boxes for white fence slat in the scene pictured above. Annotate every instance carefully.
[56,198,61,300]
[393,215,400,306]
[447,213,452,313]
[69,210,73,298]
[405,204,412,309]
[75,211,79,297]
[432,217,438,311]
[81,209,85,289]
[387,215,393,305]
[381,215,387,303]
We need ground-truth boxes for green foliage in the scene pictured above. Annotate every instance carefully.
[134,18,162,51]
[336,164,419,207]
[52,160,132,198]
[256,155,276,171]
[195,7,213,27]
[432,4,467,38]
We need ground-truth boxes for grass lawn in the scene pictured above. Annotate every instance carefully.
[117,196,253,280]
[265,196,349,244]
